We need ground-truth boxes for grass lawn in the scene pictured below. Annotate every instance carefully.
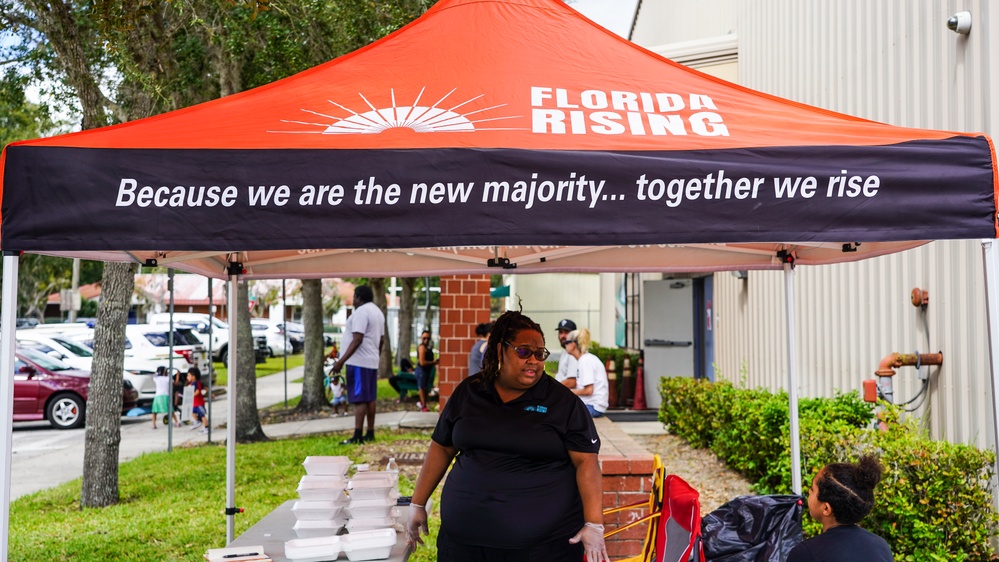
[9,432,442,562]
[212,352,309,386]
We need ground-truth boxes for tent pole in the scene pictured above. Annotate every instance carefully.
[226,271,238,544]
[784,262,802,494]
[0,254,19,562]
[981,240,999,486]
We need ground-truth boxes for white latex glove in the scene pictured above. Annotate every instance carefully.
[405,504,429,546]
[569,522,609,562]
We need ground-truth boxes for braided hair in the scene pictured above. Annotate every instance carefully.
[815,455,884,525]
[479,310,544,384]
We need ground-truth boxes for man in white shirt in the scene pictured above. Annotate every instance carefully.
[330,285,385,444]
[554,318,578,388]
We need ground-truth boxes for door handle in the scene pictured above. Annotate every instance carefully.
[644,339,693,347]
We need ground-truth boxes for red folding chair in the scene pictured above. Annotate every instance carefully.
[604,454,704,562]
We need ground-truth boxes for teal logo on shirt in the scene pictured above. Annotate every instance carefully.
[524,405,548,413]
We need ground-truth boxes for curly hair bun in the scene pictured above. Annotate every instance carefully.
[855,455,884,490]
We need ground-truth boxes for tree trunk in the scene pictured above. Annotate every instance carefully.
[235,281,267,442]
[369,278,393,377]
[398,278,416,368]
[81,261,135,507]
[22,0,110,129]
[296,279,327,412]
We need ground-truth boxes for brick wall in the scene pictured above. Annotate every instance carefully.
[437,275,491,408]
[595,417,656,559]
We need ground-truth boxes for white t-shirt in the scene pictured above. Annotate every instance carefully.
[331,380,345,398]
[344,302,385,370]
[153,375,172,396]
[556,350,578,384]
[575,352,609,414]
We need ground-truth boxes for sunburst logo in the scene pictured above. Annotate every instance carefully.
[271,88,524,134]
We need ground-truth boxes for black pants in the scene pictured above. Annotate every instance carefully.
[437,528,583,562]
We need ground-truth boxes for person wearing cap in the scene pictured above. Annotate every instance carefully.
[555,318,578,388]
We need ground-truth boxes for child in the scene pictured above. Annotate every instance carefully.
[329,373,348,416]
[150,366,177,429]
[187,367,208,433]
[788,455,893,562]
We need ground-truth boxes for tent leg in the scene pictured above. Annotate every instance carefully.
[0,254,19,562]
[981,240,999,492]
[226,273,238,544]
[784,262,802,495]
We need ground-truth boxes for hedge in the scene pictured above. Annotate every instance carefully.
[659,377,998,561]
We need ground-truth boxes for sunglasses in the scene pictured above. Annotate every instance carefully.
[504,341,551,361]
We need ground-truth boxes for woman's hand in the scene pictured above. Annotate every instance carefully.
[405,504,429,546]
[569,522,609,562]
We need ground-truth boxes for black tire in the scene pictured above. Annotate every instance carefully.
[47,393,85,430]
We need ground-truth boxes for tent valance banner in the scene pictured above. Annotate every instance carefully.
[1,0,995,273]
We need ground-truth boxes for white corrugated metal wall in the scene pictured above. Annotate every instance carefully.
[708,0,996,448]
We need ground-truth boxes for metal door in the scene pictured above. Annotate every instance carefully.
[642,279,695,409]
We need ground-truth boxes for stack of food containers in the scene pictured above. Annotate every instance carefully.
[291,456,351,538]
[344,470,400,533]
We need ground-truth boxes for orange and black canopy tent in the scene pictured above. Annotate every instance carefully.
[0,0,995,278]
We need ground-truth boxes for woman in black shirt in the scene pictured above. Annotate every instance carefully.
[405,310,609,562]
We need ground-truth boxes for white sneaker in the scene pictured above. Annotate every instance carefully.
[190,422,202,430]
[198,427,208,434]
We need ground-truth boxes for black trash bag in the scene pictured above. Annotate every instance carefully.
[702,494,804,562]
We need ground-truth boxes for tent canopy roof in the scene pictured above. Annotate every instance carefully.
[1,0,996,278]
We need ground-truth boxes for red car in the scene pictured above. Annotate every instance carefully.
[13,347,139,430]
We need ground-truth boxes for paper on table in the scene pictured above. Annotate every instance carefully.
[204,544,271,561]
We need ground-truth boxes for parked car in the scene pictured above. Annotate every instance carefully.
[275,321,305,353]
[63,326,198,374]
[250,320,295,357]
[16,330,161,407]
[148,313,270,365]
[277,320,335,350]
[13,347,139,429]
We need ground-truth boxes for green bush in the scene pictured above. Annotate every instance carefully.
[659,377,999,560]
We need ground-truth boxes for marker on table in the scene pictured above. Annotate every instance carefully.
[222,553,258,559]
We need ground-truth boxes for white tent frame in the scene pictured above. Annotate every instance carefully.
[1,245,997,556]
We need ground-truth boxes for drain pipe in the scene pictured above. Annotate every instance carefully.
[873,352,943,402]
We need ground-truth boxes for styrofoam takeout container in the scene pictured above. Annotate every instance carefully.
[293,517,346,538]
[303,456,352,476]
[340,528,397,561]
[345,517,396,534]
[292,500,345,521]
[284,534,341,562]
[349,471,397,485]
[300,474,348,489]
[346,479,399,500]
[346,497,397,519]
[298,483,349,503]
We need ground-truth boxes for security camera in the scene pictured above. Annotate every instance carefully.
[947,11,972,34]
